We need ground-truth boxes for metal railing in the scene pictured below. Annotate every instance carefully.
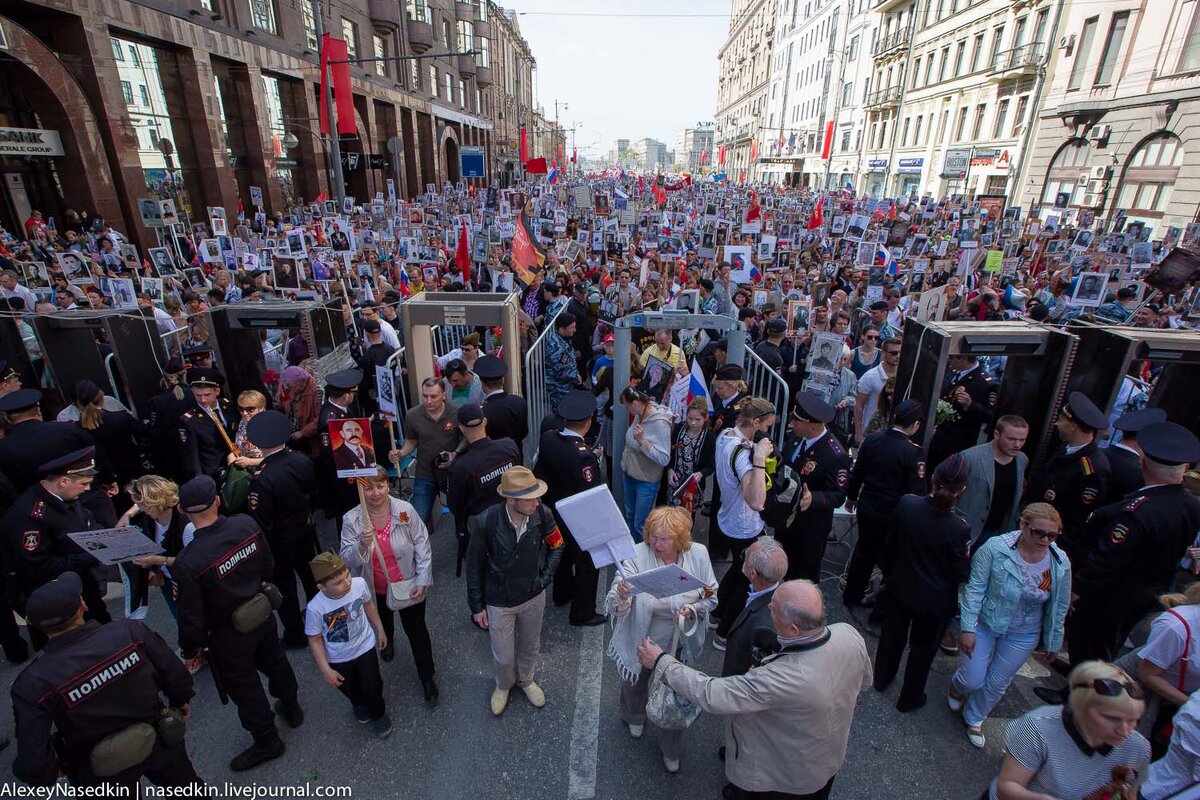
[430,323,471,358]
[742,346,790,450]
[864,85,902,108]
[384,346,412,441]
[991,42,1044,74]
[522,309,563,464]
[872,29,909,58]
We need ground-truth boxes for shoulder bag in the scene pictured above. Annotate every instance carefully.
[366,506,422,611]
[1151,608,1192,750]
[645,613,702,731]
[205,406,250,513]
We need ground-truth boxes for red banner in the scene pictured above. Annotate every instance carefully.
[525,156,548,174]
[821,121,835,160]
[511,212,546,286]
[519,126,529,164]
[319,35,355,137]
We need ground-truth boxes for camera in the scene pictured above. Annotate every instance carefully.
[435,451,452,468]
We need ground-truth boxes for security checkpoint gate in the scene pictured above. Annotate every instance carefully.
[400,292,523,402]
[895,319,1078,469]
[31,308,168,417]
[1064,321,1200,437]
[612,311,770,509]
[523,309,563,464]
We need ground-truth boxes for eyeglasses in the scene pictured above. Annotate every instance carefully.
[1072,677,1143,700]
[238,406,259,414]
[865,334,879,340]
[1028,526,1060,541]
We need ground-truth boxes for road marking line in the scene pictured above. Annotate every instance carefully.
[566,582,607,800]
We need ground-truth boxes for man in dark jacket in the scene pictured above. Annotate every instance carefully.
[925,353,997,474]
[465,467,564,717]
[721,538,786,677]
[477,355,528,454]
[1105,407,1165,503]
[447,404,521,576]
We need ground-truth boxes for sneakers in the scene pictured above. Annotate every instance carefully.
[662,754,680,774]
[965,723,986,749]
[712,635,727,652]
[229,734,285,771]
[490,688,510,716]
[707,616,722,630]
[372,714,394,740]
[422,678,440,706]
[353,704,371,724]
[628,723,644,739]
[939,631,959,655]
[947,688,967,713]
[522,682,546,708]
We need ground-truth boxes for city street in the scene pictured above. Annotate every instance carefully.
[0,510,1048,799]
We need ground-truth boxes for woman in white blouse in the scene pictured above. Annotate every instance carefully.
[605,505,718,774]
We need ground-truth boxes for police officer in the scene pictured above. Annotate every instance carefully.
[1106,407,1166,502]
[0,389,99,493]
[177,368,237,482]
[478,354,528,453]
[779,392,850,582]
[1024,392,1111,564]
[11,572,199,788]
[172,476,303,771]
[926,353,997,474]
[315,368,363,519]
[355,319,393,416]
[146,358,190,481]
[534,390,605,626]
[707,364,747,562]
[446,403,521,576]
[843,399,927,608]
[4,447,111,650]
[245,411,319,648]
[1065,422,1200,667]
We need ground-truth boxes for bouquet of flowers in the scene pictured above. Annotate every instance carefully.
[936,399,960,426]
[1083,766,1138,800]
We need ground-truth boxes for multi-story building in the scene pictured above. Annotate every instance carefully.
[628,138,671,172]
[0,0,561,247]
[825,0,878,190]
[607,139,631,167]
[1020,0,1199,232]
[715,0,778,181]
[675,126,715,172]
[861,0,1056,200]
[489,5,536,186]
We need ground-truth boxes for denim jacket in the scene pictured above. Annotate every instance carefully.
[958,531,1072,653]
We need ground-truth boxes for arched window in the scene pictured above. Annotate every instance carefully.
[1114,132,1183,219]
[1040,138,1090,208]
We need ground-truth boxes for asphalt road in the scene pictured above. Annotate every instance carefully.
[0,506,1054,799]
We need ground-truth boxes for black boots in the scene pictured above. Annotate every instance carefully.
[229,732,285,771]
[274,698,305,728]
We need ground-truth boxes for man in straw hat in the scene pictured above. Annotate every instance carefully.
[465,466,565,716]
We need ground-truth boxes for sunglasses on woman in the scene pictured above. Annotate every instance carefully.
[1072,677,1143,700]
[1028,526,1060,541]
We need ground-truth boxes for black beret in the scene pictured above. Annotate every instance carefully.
[246,410,292,450]
[179,475,218,513]
[0,388,41,413]
[557,389,595,422]
[894,399,924,427]
[1139,422,1200,466]
[792,392,835,424]
[325,368,363,391]
[1061,391,1107,431]
[25,571,82,629]
[39,446,98,478]
[1114,407,1167,435]
[474,354,507,380]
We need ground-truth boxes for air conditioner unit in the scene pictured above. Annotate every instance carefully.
[1059,34,1076,53]
[1082,192,1101,207]
[1090,164,1111,179]
[1088,124,1111,141]
[1087,178,1109,194]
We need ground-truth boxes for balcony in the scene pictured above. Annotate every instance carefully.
[455,1,476,22]
[873,0,911,14]
[458,53,477,76]
[407,17,434,53]
[864,85,902,109]
[872,29,909,59]
[989,42,1045,80]
[367,0,401,30]
[476,66,493,87]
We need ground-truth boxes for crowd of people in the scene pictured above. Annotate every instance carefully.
[0,172,1198,799]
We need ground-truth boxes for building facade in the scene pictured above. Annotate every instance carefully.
[1020,0,1200,232]
[825,0,879,190]
[628,138,671,172]
[675,125,715,172]
[0,0,560,247]
[715,0,778,181]
[860,0,1055,200]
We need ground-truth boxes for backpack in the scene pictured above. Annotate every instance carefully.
[729,440,804,531]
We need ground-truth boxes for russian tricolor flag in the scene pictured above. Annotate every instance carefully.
[875,243,898,277]
[686,359,713,412]
[548,166,559,185]
[398,264,412,296]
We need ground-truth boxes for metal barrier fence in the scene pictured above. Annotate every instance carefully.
[385,346,412,440]
[743,345,790,450]
[521,309,563,464]
[430,323,471,358]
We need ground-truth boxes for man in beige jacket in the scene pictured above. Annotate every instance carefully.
[637,580,871,799]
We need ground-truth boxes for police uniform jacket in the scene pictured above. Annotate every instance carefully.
[845,428,926,518]
[3,483,100,606]
[1104,443,1143,503]
[11,619,193,786]
[172,514,275,658]
[247,448,317,535]
[1025,439,1111,553]
[482,390,529,452]
[0,420,99,493]
[148,388,191,480]
[316,399,353,459]
[712,391,745,432]
[177,399,236,481]
[1074,484,1200,615]
[535,428,604,506]
[880,495,972,618]
[780,430,849,536]
[929,365,997,454]
[465,502,564,614]
[447,436,522,534]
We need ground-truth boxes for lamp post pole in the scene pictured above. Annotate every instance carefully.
[312,0,346,206]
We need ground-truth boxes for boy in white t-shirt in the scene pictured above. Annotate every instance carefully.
[306,551,392,738]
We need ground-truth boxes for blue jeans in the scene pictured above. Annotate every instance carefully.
[411,477,439,530]
[622,475,660,544]
[951,622,1041,726]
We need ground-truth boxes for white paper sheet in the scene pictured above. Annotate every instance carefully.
[553,485,637,568]
[624,564,708,599]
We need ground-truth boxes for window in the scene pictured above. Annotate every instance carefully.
[342,19,358,60]
[992,99,1009,138]
[841,130,852,151]
[459,79,466,106]
[843,81,853,105]
[1034,10,1049,46]
[989,26,1005,67]
[457,20,473,52]
[373,34,388,77]
[1013,17,1026,48]
[406,0,429,24]
[1041,139,1090,207]
[914,115,923,145]
[443,20,451,48]
[954,40,966,76]
[1114,134,1183,216]
[1013,95,1029,135]
[971,104,985,139]
[429,66,437,96]
[411,60,421,90]
[445,74,452,101]
[303,3,317,50]
[476,36,490,68]
[111,37,124,61]
[1181,2,1200,72]
[249,0,276,34]
[849,35,859,59]
[925,52,935,84]
[121,80,133,105]
[1094,11,1129,85]
[970,33,984,72]
[139,85,150,106]
[902,117,911,146]
[939,108,950,141]
[1068,18,1098,89]
[938,46,950,81]
[912,58,922,88]
[128,45,140,66]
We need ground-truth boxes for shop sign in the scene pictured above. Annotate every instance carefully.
[971,148,1000,167]
[0,127,65,157]
[867,158,888,173]
[896,157,924,174]
[942,148,971,179]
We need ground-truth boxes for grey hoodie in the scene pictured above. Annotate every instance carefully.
[620,402,674,482]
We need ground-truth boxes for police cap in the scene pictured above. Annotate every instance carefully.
[187,368,223,388]
[0,388,41,413]
[179,475,218,513]
[457,403,485,428]
[714,364,744,381]
[894,399,924,427]
[0,359,18,382]
[1061,391,1107,432]
[246,410,292,449]
[474,354,507,381]
[39,447,99,478]
[325,368,363,391]
[791,391,835,424]
[1138,422,1200,467]
[25,572,83,629]
[557,389,595,422]
[1114,407,1167,436]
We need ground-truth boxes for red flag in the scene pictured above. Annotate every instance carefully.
[558,142,564,163]
[319,35,355,136]
[887,201,897,221]
[749,138,758,161]
[807,196,824,231]
[718,145,726,166]
[314,190,328,203]
[455,218,471,285]
[524,156,548,174]
[738,170,745,184]
[519,126,529,164]
[821,121,835,160]
[571,148,577,164]
[746,191,761,223]
[700,149,709,165]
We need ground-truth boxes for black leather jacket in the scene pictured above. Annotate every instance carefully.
[466,503,564,614]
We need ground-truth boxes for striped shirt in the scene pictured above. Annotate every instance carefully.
[990,705,1149,800]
